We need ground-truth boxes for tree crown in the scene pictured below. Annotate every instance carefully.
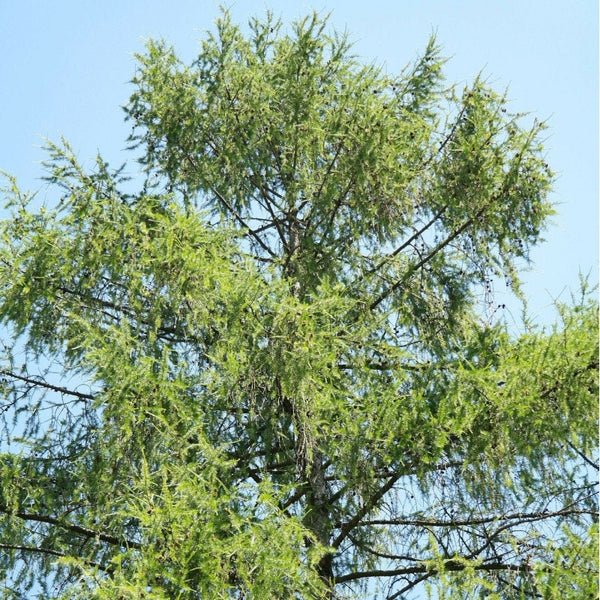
[0,10,596,600]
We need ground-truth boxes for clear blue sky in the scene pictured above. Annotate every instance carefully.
[1,0,597,326]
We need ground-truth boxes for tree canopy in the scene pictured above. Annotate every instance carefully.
[0,10,597,600]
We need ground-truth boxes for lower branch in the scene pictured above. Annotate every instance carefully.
[0,542,111,573]
[0,506,141,550]
[335,559,542,585]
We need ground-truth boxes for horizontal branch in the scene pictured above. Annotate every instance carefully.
[0,506,142,550]
[0,369,95,402]
[0,542,66,561]
[336,360,435,372]
[0,542,111,573]
[334,558,540,585]
[357,506,599,529]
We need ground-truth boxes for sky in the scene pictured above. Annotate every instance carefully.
[1,0,597,328]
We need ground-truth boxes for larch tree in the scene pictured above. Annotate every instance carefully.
[0,11,597,600]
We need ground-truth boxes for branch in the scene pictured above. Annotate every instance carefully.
[336,359,436,372]
[184,150,278,260]
[211,188,278,259]
[57,284,206,345]
[0,542,66,561]
[311,170,358,250]
[219,104,288,250]
[334,559,540,584]
[463,492,599,562]
[313,140,345,207]
[0,369,95,402]
[368,125,538,312]
[332,473,400,549]
[369,203,486,311]
[358,506,599,529]
[0,506,142,550]
[249,185,287,251]
[386,572,432,600]
[567,441,599,471]
[0,542,111,573]
[354,204,448,287]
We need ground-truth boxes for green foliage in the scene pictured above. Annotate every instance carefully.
[0,10,596,600]
[534,522,599,600]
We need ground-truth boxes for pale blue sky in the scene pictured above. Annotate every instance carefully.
[1,1,597,326]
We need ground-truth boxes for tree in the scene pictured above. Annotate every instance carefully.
[0,10,597,600]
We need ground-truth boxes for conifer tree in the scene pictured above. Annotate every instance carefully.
[0,11,597,600]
